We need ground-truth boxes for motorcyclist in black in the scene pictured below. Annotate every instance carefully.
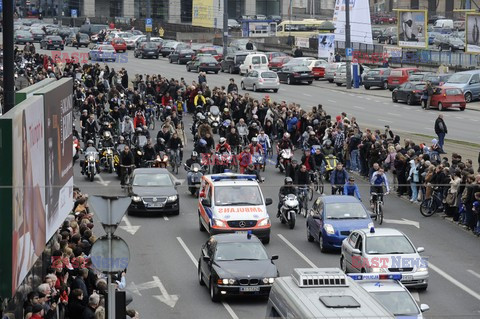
[244,163,262,183]
[185,151,201,169]
[286,159,299,181]
[154,138,167,154]
[143,140,157,161]
[100,131,115,148]
[305,131,320,149]
[81,139,100,175]
[194,139,210,155]
[226,127,241,153]
[278,177,297,217]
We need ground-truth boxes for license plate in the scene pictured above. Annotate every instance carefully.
[148,202,164,207]
[235,231,248,234]
[209,63,215,66]
[368,77,374,80]
[185,55,191,57]
[402,275,413,281]
[459,47,464,49]
[148,51,154,53]
[393,80,399,83]
[240,286,260,292]
[452,103,460,106]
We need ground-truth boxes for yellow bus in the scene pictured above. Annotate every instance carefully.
[276,19,335,37]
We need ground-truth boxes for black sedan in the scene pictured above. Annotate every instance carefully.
[169,48,195,64]
[65,32,90,47]
[40,35,64,50]
[127,168,180,215]
[363,68,391,90]
[277,65,314,85]
[186,56,221,73]
[392,81,426,105]
[198,233,279,302]
[30,28,46,42]
[134,42,160,59]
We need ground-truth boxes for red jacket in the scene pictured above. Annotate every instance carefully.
[162,95,173,106]
[133,115,146,128]
[248,143,263,154]
[237,151,252,167]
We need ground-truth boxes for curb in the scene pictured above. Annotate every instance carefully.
[314,82,480,112]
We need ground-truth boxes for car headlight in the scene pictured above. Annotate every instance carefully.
[213,219,226,227]
[258,218,270,227]
[416,267,428,272]
[371,268,387,273]
[167,195,178,202]
[324,224,335,235]
[132,196,141,202]
[262,277,275,284]
[368,222,374,229]
[220,278,235,285]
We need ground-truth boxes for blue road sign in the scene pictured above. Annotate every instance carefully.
[346,48,353,57]
[71,9,77,18]
[145,18,152,26]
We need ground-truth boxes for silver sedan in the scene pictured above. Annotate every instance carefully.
[241,70,280,93]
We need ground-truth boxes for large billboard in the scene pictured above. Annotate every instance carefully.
[192,0,214,28]
[0,95,45,296]
[466,13,480,53]
[318,33,335,59]
[333,0,373,45]
[34,78,74,241]
[397,10,428,49]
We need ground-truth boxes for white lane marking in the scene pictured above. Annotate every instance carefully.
[383,102,389,105]
[164,216,169,221]
[403,106,412,110]
[328,99,337,103]
[411,291,420,303]
[470,119,479,122]
[277,234,317,268]
[303,93,312,97]
[353,105,365,109]
[415,109,422,112]
[365,97,371,100]
[374,101,381,103]
[176,237,239,319]
[429,263,480,301]
[387,113,401,116]
[455,116,463,119]
[377,119,393,123]
[467,269,480,280]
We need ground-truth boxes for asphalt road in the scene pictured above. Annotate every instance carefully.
[50,45,480,318]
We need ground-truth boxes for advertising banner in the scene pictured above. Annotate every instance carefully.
[318,33,335,59]
[333,0,373,45]
[192,0,215,28]
[397,10,428,49]
[0,95,45,297]
[466,13,480,53]
[34,78,74,242]
[295,37,310,48]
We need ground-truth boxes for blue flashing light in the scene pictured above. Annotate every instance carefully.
[211,174,257,182]
[370,227,375,233]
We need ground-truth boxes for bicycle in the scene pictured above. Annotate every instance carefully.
[420,187,444,217]
[170,149,181,175]
[120,164,135,188]
[297,186,311,218]
[310,170,324,195]
[371,192,385,225]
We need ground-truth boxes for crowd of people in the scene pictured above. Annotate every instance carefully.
[3,41,480,319]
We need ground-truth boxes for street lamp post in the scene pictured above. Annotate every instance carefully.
[345,0,352,90]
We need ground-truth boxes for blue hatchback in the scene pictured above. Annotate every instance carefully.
[306,195,374,252]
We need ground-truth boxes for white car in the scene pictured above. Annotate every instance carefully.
[126,35,144,49]
[341,228,428,290]
[306,59,328,71]
[89,44,117,61]
[283,57,315,67]
[241,70,280,93]
[350,274,429,319]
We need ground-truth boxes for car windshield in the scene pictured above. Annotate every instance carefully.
[133,173,173,186]
[325,203,368,219]
[371,291,419,316]
[180,50,194,54]
[236,55,247,63]
[202,49,217,55]
[214,185,263,206]
[80,34,89,39]
[49,36,62,41]
[366,235,416,254]
[414,83,426,90]
[261,72,277,78]
[99,45,115,50]
[144,43,157,49]
[445,88,462,95]
[390,70,403,77]
[368,70,381,75]
[409,74,425,81]
[447,73,471,84]
[200,56,217,63]
[292,66,310,72]
[214,242,268,261]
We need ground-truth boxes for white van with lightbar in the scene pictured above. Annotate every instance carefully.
[198,173,273,244]
[266,268,396,319]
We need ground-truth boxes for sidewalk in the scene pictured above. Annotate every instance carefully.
[313,80,480,112]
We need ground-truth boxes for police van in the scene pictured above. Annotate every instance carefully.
[266,268,396,318]
[198,173,273,244]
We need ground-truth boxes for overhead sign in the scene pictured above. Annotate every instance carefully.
[192,0,223,28]
[71,9,77,18]
[333,0,373,45]
[397,10,428,49]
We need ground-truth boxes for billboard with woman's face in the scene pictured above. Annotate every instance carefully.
[398,10,428,49]
[466,13,480,53]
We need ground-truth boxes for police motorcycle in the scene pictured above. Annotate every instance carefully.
[185,162,204,196]
[279,194,299,229]
[207,105,221,134]
[278,149,293,174]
